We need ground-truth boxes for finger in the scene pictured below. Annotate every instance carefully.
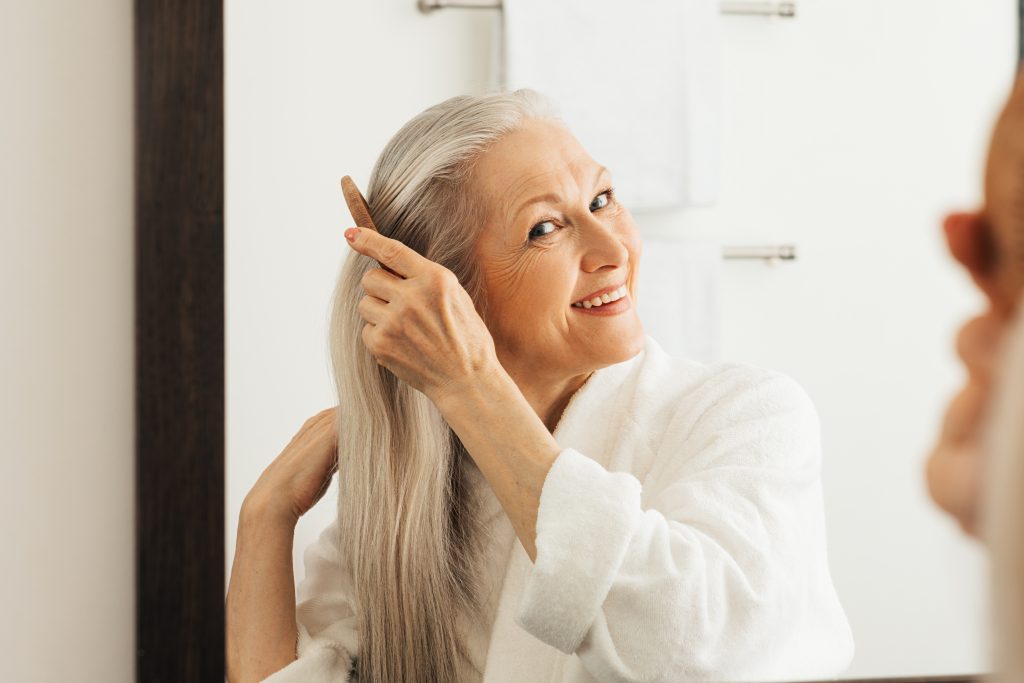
[294,410,330,441]
[955,313,1003,381]
[346,227,429,279]
[312,406,336,424]
[943,211,990,272]
[925,440,981,531]
[940,380,988,442]
[291,410,336,450]
[942,211,1003,304]
[360,323,381,362]
[308,407,336,428]
[357,295,389,325]
[361,267,404,303]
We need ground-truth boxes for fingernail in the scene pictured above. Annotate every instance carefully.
[345,228,359,243]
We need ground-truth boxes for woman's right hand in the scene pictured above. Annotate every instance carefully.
[243,406,340,526]
[925,210,1013,537]
[926,312,1005,536]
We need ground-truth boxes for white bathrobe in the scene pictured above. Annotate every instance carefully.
[263,334,855,682]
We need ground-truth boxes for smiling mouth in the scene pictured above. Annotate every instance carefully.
[571,285,629,309]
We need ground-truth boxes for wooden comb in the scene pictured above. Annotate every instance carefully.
[340,175,378,232]
[340,175,400,277]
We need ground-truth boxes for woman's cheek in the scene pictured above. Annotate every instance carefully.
[487,247,538,293]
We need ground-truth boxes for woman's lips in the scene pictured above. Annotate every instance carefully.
[572,282,627,305]
[570,293,631,316]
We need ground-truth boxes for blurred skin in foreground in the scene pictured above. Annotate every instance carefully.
[926,69,1024,536]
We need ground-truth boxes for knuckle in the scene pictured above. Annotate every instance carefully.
[955,320,978,362]
[950,323,983,366]
[431,267,455,291]
[380,241,403,264]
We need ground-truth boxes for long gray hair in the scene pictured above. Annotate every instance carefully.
[328,89,559,682]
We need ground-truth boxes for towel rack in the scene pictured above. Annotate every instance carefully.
[418,0,797,17]
[722,245,797,262]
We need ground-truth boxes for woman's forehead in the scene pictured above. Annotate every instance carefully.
[479,121,590,182]
[475,122,602,211]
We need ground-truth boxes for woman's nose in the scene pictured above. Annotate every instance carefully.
[578,213,631,271]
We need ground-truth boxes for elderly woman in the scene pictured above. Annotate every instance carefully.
[226,89,853,683]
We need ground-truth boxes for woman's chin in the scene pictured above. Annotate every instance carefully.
[585,319,646,367]
[620,323,648,359]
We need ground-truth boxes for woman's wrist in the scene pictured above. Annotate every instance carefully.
[241,492,300,531]
[228,495,300,681]
[432,361,515,420]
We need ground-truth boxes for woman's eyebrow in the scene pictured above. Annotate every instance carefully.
[511,166,610,221]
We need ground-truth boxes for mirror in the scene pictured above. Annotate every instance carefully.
[134,1,1021,680]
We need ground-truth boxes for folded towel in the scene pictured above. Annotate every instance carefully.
[501,0,721,210]
[636,238,722,362]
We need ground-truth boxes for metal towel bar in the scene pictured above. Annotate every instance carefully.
[417,0,797,17]
[722,245,797,262]
[417,0,798,263]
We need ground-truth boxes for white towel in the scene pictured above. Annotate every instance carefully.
[501,0,721,210]
[635,238,721,362]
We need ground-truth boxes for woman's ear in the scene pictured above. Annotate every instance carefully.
[943,210,1006,309]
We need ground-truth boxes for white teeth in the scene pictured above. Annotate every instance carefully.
[572,285,628,308]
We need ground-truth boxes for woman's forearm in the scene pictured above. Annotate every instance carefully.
[436,368,562,564]
[226,501,300,682]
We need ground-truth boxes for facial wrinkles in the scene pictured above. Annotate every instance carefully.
[491,173,626,314]
[486,244,538,304]
[482,186,581,358]
[485,228,573,338]
[502,169,560,233]
[479,126,628,346]
[488,165,575,292]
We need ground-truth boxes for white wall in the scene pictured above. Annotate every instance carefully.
[226,0,1016,678]
[0,1,135,680]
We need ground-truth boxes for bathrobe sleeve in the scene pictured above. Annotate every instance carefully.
[514,370,854,682]
[261,518,359,683]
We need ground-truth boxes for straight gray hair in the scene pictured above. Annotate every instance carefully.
[328,89,559,683]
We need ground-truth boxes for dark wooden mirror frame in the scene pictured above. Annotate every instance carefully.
[135,1,1021,680]
[136,0,223,679]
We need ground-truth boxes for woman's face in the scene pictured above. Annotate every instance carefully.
[471,118,646,385]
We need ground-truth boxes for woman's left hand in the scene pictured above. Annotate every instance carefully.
[345,226,501,405]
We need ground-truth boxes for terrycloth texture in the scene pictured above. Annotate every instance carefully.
[262,334,854,682]
[501,0,721,210]
[517,452,644,654]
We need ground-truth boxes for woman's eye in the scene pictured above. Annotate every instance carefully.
[529,220,556,241]
[590,190,611,212]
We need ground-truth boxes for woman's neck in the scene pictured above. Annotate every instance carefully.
[512,369,594,434]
